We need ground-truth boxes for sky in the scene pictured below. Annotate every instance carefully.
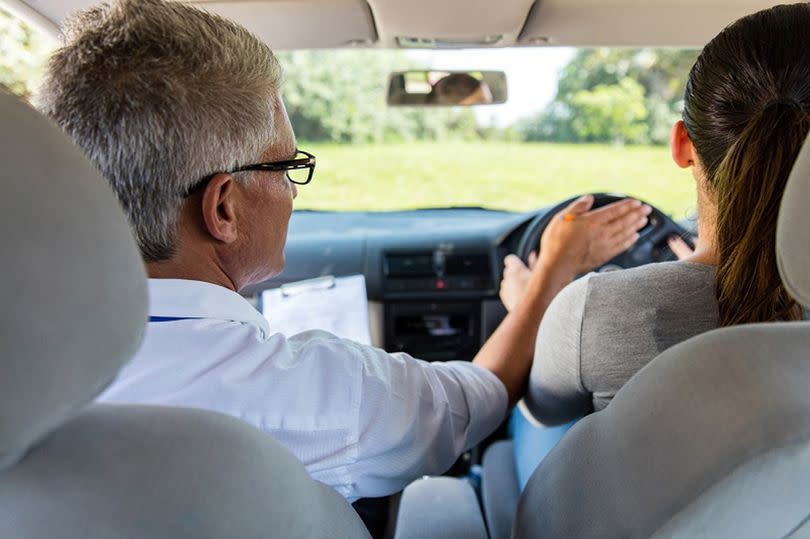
[406,47,576,126]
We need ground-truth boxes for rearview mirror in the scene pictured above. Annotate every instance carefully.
[387,70,507,106]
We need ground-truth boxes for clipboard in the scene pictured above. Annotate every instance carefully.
[280,275,336,297]
[260,274,372,344]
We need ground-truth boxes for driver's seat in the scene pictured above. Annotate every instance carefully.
[0,91,370,538]
[511,135,810,537]
[396,134,810,538]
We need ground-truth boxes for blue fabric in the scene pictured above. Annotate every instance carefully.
[148,316,199,323]
[509,407,576,491]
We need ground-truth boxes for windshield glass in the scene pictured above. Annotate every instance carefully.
[1,7,699,218]
[278,48,699,218]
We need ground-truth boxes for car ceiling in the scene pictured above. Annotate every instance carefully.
[3,0,790,49]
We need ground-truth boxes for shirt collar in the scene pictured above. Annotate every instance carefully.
[148,279,270,338]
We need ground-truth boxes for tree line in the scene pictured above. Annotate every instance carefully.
[279,48,698,146]
[517,49,699,145]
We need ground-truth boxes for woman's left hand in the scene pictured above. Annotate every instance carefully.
[499,252,537,312]
[668,235,695,260]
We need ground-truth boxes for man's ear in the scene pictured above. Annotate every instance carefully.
[200,173,239,244]
[671,120,696,169]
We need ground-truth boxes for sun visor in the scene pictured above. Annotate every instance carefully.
[13,0,378,49]
[193,0,378,49]
[518,0,782,47]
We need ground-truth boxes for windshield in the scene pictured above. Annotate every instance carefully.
[279,48,699,218]
[1,8,699,218]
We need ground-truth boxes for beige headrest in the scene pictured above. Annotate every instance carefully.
[777,134,810,308]
[0,92,147,470]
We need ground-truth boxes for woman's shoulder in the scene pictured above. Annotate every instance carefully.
[584,261,716,306]
[539,261,716,328]
[579,260,720,355]
[576,261,719,410]
[591,259,716,282]
[530,261,718,420]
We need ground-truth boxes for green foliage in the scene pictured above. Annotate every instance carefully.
[0,9,696,216]
[278,50,483,143]
[570,78,648,144]
[0,17,490,142]
[0,8,53,100]
[296,141,696,218]
[520,48,699,145]
[0,9,696,147]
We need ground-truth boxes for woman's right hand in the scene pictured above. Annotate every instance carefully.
[537,195,652,277]
[498,195,652,312]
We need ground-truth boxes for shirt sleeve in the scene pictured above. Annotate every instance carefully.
[523,274,594,425]
[339,338,508,500]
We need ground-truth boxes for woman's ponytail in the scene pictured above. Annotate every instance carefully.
[682,3,810,325]
[713,101,808,326]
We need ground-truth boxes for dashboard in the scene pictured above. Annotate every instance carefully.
[242,208,534,361]
[243,203,689,362]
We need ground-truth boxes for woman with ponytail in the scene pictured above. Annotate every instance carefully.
[508,3,810,425]
[682,64,808,326]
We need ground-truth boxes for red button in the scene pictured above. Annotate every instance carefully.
[436,279,446,289]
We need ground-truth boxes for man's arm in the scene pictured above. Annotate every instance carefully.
[342,338,508,500]
[473,260,575,406]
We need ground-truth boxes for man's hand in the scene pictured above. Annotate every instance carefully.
[538,195,652,276]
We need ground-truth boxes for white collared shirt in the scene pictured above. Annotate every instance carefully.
[98,279,507,501]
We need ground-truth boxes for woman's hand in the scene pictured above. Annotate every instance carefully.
[538,195,652,276]
[668,235,695,260]
[498,195,651,311]
[499,252,537,312]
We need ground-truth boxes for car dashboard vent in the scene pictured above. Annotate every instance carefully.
[384,252,494,294]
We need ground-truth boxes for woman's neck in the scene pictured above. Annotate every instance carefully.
[686,185,719,266]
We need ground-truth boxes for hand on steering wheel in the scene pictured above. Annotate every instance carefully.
[500,252,538,312]
[537,194,652,275]
[499,195,651,311]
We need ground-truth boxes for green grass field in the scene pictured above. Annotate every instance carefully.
[294,142,698,220]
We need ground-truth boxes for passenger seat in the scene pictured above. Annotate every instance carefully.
[0,91,370,539]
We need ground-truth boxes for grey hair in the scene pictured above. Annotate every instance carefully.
[36,0,282,261]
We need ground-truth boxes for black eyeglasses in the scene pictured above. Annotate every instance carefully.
[183,149,316,197]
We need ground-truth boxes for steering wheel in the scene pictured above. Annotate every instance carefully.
[515,193,693,271]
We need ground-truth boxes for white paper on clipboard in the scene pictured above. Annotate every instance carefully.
[260,274,372,345]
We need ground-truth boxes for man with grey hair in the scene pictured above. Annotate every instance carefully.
[38,0,650,506]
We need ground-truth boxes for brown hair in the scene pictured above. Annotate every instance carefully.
[682,3,810,326]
